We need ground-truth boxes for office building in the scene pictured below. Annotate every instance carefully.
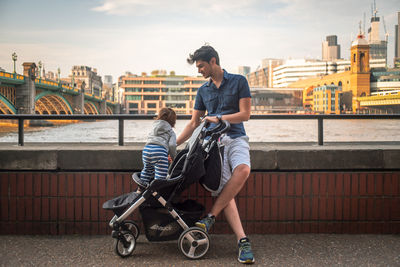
[322,35,341,61]
[395,11,400,68]
[238,66,250,76]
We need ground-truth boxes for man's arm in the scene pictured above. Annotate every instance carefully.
[176,109,205,146]
[204,97,251,124]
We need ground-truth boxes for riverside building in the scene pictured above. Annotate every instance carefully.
[121,73,206,114]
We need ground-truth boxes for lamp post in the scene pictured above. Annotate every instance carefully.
[38,61,42,78]
[12,52,17,74]
[57,67,61,82]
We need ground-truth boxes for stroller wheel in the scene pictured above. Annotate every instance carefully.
[121,220,140,239]
[114,232,136,258]
[178,227,210,259]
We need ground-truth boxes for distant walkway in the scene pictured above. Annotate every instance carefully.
[1,234,399,266]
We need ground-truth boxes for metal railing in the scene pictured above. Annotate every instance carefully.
[1,114,400,146]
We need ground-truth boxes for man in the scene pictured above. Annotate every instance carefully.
[177,45,254,264]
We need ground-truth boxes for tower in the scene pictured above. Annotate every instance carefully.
[322,35,341,61]
[395,11,400,68]
[350,33,370,112]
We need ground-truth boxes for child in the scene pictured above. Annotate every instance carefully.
[135,107,177,191]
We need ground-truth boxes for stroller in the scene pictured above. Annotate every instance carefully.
[102,120,230,259]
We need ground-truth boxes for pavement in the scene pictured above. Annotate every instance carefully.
[1,234,399,266]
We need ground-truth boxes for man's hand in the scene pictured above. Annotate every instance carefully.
[202,116,219,124]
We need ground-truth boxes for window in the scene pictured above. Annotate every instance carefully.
[144,95,159,100]
[147,103,156,108]
[129,103,138,108]
[126,95,141,100]
[125,80,142,84]
[144,80,160,84]
[143,88,160,92]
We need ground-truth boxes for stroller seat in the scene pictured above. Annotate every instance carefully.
[132,172,183,192]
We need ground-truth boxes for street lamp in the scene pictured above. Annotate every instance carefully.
[57,67,61,82]
[38,61,42,78]
[12,52,17,74]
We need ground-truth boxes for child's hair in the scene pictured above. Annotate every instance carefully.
[156,107,176,127]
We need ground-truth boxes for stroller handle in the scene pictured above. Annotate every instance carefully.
[203,119,230,136]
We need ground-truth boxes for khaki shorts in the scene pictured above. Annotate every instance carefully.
[212,135,251,196]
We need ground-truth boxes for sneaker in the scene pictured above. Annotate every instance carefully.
[195,215,215,233]
[238,237,255,264]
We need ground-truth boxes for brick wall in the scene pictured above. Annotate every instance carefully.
[1,172,399,235]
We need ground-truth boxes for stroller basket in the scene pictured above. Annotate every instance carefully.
[102,191,140,217]
[140,199,204,242]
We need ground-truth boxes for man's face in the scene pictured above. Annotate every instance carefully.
[196,60,212,78]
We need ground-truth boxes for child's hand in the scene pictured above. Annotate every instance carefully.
[168,155,172,163]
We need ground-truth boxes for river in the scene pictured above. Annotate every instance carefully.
[0,119,399,143]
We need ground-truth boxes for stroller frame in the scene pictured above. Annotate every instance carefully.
[104,120,230,259]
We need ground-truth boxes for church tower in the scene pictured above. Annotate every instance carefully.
[350,33,370,112]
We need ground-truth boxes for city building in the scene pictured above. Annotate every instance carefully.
[312,85,342,114]
[65,66,103,96]
[322,35,341,61]
[250,87,303,114]
[395,11,400,68]
[238,66,251,76]
[367,4,388,63]
[246,59,283,88]
[121,73,206,114]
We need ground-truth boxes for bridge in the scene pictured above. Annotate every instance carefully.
[0,63,119,115]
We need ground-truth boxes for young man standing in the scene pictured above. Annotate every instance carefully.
[176,45,255,264]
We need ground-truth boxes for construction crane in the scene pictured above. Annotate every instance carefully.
[382,15,389,42]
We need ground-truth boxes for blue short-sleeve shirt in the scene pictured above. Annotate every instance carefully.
[194,70,251,138]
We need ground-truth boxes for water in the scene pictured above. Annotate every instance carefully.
[0,119,399,143]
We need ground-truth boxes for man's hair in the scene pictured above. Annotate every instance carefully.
[155,107,176,127]
[187,45,220,66]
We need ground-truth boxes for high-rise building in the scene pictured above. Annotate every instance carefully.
[238,66,250,76]
[395,11,400,68]
[367,5,387,63]
[322,35,341,61]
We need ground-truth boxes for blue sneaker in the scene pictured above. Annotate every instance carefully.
[195,215,215,233]
[238,237,255,264]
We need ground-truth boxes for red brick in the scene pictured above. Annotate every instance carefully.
[83,173,90,197]
[42,173,50,196]
[75,174,83,196]
[58,174,66,197]
[33,198,41,220]
[312,173,319,196]
[302,222,311,233]
[255,173,262,197]
[327,198,334,220]
[1,198,8,220]
[287,174,295,196]
[335,198,343,220]
[262,198,270,220]
[99,173,106,197]
[295,198,302,220]
[367,174,375,195]
[359,173,367,196]
[277,223,286,234]
[278,198,286,220]
[383,173,392,195]
[319,173,327,196]
[254,198,262,220]
[25,173,33,196]
[286,223,294,234]
[294,222,302,233]
[392,199,400,220]
[247,173,255,196]
[366,199,374,220]
[303,173,311,195]
[302,198,311,220]
[295,174,302,196]
[41,199,49,221]
[90,173,97,196]
[0,174,8,196]
[90,199,99,221]
[17,173,24,197]
[115,174,124,196]
[311,198,319,220]
[122,173,131,193]
[66,173,74,197]
[350,199,358,220]
[343,173,351,196]
[74,199,82,221]
[351,174,359,196]
[238,197,246,219]
[319,197,327,220]
[270,198,278,220]
[286,198,294,220]
[83,199,91,221]
[246,222,255,235]
[374,199,383,220]
[16,198,24,221]
[50,174,58,196]
[383,199,391,220]
[375,174,383,195]
[25,198,33,220]
[254,222,263,234]
[310,222,319,233]
[278,174,286,196]
[66,199,74,221]
[327,173,335,196]
[335,173,343,195]
[50,198,57,220]
[271,174,278,196]
[106,173,115,197]
[58,198,66,220]
[263,173,271,197]
[9,173,16,196]
[392,173,399,195]
[358,198,367,221]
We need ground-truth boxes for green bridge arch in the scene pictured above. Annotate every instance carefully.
[0,93,17,114]
[35,91,74,114]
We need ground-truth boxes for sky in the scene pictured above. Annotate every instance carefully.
[0,0,399,82]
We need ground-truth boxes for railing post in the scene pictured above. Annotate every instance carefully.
[118,119,124,146]
[318,117,323,146]
[18,118,24,146]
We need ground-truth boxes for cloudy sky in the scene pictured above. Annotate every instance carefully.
[0,0,399,81]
